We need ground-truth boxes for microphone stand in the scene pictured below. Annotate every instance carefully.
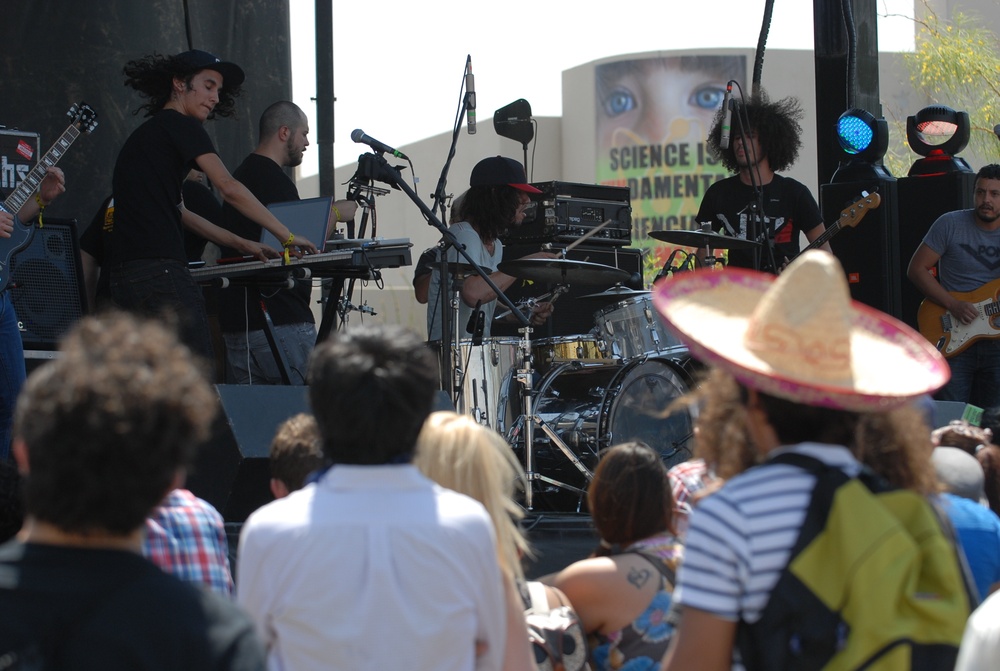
[423,57,530,404]
[429,59,473,392]
[731,89,777,274]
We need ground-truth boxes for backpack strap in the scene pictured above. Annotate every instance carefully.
[525,581,553,615]
[768,451,892,492]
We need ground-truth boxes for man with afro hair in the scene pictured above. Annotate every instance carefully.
[695,91,830,273]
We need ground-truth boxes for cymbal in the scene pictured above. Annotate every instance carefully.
[648,229,761,250]
[498,258,631,286]
[578,286,651,300]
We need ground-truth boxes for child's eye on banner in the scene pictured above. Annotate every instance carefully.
[603,89,638,117]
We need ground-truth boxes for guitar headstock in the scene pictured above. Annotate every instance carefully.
[838,191,881,229]
[66,102,98,134]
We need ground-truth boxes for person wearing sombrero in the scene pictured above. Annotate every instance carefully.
[654,251,961,670]
[106,50,318,364]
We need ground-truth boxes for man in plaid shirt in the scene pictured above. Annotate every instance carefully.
[143,488,234,597]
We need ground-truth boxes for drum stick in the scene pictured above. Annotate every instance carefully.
[563,219,616,254]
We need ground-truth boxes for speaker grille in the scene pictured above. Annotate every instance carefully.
[9,220,84,349]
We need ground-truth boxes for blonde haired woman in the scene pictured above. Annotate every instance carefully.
[415,411,530,581]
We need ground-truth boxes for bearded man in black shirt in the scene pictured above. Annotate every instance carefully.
[218,101,356,384]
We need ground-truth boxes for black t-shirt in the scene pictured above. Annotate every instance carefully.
[695,174,823,272]
[181,180,222,262]
[217,153,313,331]
[0,541,265,670]
[107,110,217,266]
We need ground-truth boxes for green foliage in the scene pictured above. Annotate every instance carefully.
[901,6,1000,166]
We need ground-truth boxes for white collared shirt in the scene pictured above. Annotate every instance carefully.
[237,464,506,671]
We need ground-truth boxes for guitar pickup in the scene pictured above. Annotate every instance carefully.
[940,314,953,332]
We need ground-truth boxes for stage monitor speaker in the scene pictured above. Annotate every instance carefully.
[187,385,310,523]
[9,218,86,350]
[896,170,976,329]
[491,245,644,338]
[820,178,901,319]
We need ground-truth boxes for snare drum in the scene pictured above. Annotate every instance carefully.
[455,337,522,433]
[532,335,607,373]
[594,295,683,361]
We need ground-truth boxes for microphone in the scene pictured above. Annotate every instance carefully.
[350,129,409,160]
[995,124,1000,140]
[465,56,477,135]
[719,82,733,150]
[654,249,681,283]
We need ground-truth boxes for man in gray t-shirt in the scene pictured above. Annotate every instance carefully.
[907,163,1000,406]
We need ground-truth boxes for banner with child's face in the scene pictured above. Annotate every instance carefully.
[595,55,745,281]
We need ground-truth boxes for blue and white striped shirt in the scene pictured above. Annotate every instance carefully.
[675,443,862,624]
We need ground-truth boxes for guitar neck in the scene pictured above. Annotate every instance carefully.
[804,219,842,252]
[2,124,81,214]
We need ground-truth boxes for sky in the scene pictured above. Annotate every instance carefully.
[289,0,918,174]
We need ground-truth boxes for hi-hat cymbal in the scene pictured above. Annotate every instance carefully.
[498,258,631,286]
[578,286,651,300]
[649,229,761,250]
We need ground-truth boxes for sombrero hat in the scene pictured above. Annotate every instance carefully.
[652,250,949,412]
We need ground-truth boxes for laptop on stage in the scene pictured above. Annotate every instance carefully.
[261,196,335,252]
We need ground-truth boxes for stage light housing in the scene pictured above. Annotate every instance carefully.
[836,108,888,163]
[905,105,972,176]
[832,108,891,182]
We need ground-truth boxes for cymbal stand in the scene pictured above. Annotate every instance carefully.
[513,327,595,511]
[450,274,464,406]
[697,223,724,270]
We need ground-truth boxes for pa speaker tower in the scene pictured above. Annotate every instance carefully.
[896,170,976,329]
[820,177,900,319]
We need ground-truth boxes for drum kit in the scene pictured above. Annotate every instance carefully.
[448,248,715,512]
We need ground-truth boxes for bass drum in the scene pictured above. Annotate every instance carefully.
[510,353,697,512]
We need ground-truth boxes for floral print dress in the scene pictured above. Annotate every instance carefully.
[589,532,682,671]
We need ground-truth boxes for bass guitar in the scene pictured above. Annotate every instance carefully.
[0,102,98,291]
[790,191,881,261]
[917,278,1000,358]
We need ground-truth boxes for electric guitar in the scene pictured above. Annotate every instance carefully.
[791,191,881,260]
[917,279,1000,358]
[0,102,98,291]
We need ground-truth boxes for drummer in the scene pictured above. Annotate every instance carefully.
[426,156,557,341]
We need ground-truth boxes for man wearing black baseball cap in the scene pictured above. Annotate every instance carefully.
[426,156,556,341]
[105,49,318,366]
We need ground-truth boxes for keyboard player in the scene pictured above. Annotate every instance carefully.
[218,101,356,384]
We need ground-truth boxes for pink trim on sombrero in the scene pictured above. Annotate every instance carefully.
[652,267,950,412]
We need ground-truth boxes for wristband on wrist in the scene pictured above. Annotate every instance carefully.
[34,193,46,228]
[331,205,342,222]
[282,233,295,264]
